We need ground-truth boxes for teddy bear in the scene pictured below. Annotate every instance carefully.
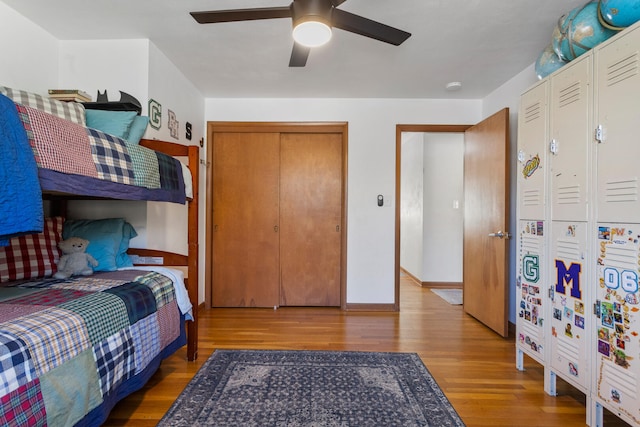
[53,237,99,279]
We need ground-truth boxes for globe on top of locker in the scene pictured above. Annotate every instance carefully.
[599,0,640,28]
[535,44,567,80]
[552,1,617,62]
[536,0,640,79]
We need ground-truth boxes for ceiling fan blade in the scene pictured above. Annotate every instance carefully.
[289,42,310,67]
[331,0,348,6]
[190,6,292,24]
[330,8,411,46]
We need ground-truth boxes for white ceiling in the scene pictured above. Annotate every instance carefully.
[2,0,588,99]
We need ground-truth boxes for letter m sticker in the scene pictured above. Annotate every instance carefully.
[555,260,582,299]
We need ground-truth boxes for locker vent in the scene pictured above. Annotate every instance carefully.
[522,189,541,206]
[558,82,581,108]
[606,53,639,87]
[603,245,637,270]
[557,238,580,259]
[556,185,581,204]
[602,363,637,397]
[604,178,638,203]
[557,336,580,364]
[524,102,541,123]
[521,234,541,253]
[521,322,542,344]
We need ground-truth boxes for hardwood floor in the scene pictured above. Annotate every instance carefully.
[104,276,630,426]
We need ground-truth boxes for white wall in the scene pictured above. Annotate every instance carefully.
[482,63,539,323]
[58,39,149,106]
[0,2,59,92]
[205,98,482,304]
[400,132,424,279]
[423,132,464,282]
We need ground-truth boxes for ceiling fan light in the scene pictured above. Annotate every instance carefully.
[293,20,332,47]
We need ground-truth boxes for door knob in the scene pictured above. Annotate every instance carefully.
[488,230,511,239]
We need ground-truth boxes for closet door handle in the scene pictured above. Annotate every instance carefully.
[274,225,279,232]
[336,225,340,232]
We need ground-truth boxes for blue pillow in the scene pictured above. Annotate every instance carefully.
[116,221,138,268]
[125,115,149,144]
[62,218,126,272]
[85,110,137,140]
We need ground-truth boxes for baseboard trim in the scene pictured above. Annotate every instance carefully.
[400,268,462,289]
[421,282,463,289]
[345,303,398,312]
[399,268,421,285]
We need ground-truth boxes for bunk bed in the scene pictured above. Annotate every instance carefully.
[0,87,199,426]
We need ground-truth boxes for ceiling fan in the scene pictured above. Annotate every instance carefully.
[190,0,411,67]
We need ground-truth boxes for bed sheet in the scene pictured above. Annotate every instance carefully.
[0,269,186,426]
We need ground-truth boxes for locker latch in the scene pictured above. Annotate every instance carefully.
[594,299,601,318]
[549,139,558,155]
[595,125,603,143]
[548,286,554,301]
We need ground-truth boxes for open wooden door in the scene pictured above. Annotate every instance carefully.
[463,108,510,337]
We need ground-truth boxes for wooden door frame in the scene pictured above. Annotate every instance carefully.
[394,124,471,309]
[205,121,349,309]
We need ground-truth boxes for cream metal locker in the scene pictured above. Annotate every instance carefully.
[516,220,546,367]
[544,53,596,423]
[591,20,640,427]
[594,22,640,223]
[517,80,548,221]
[515,80,550,377]
[549,54,592,222]
[547,221,592,400]
[593,223,640,426]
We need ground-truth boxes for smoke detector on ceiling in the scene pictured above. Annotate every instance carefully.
[445,81,462,91]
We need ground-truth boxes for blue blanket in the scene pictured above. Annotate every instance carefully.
[0,93,43,245]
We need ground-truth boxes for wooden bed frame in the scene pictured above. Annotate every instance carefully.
[48,138,199,361]
[132,138,199,361]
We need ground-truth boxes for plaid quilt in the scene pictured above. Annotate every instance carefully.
[9,100,186,204]
[0,270,184,426]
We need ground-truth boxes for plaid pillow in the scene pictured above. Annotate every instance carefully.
[0,217,64,282]
[0,86,86,126]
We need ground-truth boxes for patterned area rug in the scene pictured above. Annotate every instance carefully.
[159,350,465,426]
[430,289,463,305]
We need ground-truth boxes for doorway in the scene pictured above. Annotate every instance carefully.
[395,109,510,337]
[399,131,465,288]
[396,125,470,310]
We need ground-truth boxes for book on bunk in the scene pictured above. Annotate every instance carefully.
[48,89,92,102]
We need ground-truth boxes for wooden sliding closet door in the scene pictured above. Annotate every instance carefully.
[280,133,342,306]
[212,132,280,307]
